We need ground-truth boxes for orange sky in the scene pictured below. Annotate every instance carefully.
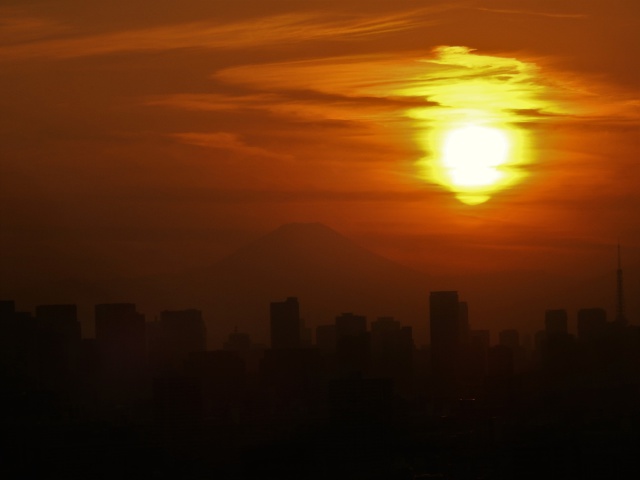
[1,0,639,304]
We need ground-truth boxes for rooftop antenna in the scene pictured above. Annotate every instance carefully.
[615,241,627,325]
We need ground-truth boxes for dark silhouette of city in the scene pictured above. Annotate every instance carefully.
[1,227,639,479]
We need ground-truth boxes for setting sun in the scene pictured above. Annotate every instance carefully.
[443,125,509,187]
[420,119,529,206]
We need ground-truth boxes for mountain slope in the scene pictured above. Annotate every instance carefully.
[164,222,431,346]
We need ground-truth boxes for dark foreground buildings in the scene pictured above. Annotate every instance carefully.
[1,290,640,479]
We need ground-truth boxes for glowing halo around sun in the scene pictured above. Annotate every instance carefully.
[443,125,508,184]
[406,47,543,205]
[422,121,529,205]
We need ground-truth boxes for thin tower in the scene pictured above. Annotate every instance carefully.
[615,242,627,325]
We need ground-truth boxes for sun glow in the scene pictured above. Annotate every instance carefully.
[443,125,509,188]
[427,122,526,205]
[407,47,546,205]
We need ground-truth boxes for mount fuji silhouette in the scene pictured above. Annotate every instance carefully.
[71,222,426,346]
[160,222,431,346]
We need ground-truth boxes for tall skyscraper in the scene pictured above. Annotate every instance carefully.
[615,243,627,325]
[335,312,370,376]
[458,301,470,345]
[371,317,413,384]
[270,297,301,349]
[429,291,462,388]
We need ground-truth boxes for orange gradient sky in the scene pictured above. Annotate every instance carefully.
[1,0,639,293]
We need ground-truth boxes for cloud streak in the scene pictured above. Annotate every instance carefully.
[169,132,293,161]
[0,8,69,43]
[0,8,439,61]
[473,7,587,19]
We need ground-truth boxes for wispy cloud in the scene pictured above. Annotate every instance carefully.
[169,132,292,161]
[210,47,560,126]
[474,7,587,19]
[0,9,438,60]
[0,8,69,44]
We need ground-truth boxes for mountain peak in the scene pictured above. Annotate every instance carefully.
[263,222,349,246]
[275,222,331,231]
[215,222,425,281]
[270,222,343,238]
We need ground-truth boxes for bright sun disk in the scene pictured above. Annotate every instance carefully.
[425,123,520,205]
[443,125,510,188]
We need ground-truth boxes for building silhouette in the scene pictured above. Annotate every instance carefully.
[2,276,640,479]
[615,243,627,325]
[270,297,301,349]
[429,291,462,389]
[335,312,370,376]
[540,309,575,378]
[371,317,414,385]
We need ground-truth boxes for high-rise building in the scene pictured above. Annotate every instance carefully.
[539,309,575,376]
[429,291,462,387]
[270,297,301,349]
[458,301,470,345]
[335,312,370,376]
[615,243,627,325]
[371,317,414,384]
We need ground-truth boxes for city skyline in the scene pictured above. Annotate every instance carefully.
[2,283,639,477]
[2,222,636,347]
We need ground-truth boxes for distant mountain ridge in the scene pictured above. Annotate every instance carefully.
[213,222,426,285]
[165,222,432,346]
